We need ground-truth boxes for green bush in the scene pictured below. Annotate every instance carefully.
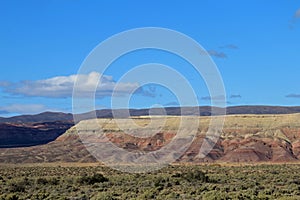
[36,177,48,185]
[92,192,116,200]
[36,177,59,185]
[8,178,30,193]
[78,173,108,185]
[183,169,209,183]
[4,193,19,200]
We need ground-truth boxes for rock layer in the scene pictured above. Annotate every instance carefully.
[1,114,300,164]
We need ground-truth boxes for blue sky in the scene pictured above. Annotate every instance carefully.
[0,0,300,116]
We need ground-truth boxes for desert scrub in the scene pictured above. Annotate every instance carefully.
[77,173,108,185]
[1,164,300,199]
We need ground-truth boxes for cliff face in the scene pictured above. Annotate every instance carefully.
[1,114,300,164]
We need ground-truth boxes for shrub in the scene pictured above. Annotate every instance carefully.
[36,177,48,185]
[78,173,108,185]
[5,193,19,200]
[9,182,25,193]
[8,178,30,193]
[183,169,209,183]
[92,192,116,200]
[36,177,59,185]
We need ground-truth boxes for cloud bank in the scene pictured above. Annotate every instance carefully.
[1,72,140,98]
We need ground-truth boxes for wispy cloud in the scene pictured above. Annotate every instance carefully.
[0,81,11,87]
[198,44,239,58]
[133,84,158,98]
[0,72,139,98]
[0,104,49,115]
[0,110,9,115]
[200,95,226,101]
[207,50,227,58]
[200,94,240,102]
[289,8,300,29]
[198,49,227,58]
[285,93,300,98]
[230,94,242,98]
[295,8,300,18]
[219,44,239,49]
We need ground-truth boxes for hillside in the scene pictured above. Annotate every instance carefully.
[0,112,73,123]
[0,121,74,147]
[3,105,300,148]
[1,113,300,164]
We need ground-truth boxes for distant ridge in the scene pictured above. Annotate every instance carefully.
[226,105,300,115]
[0,112,73,123]
[1,105,300,123]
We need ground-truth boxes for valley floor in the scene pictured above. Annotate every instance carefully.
[0,163,300,199]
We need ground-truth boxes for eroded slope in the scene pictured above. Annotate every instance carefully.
[1,114,300,163]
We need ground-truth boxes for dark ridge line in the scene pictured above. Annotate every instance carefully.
[1,105,300,123]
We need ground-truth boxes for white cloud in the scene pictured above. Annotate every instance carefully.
[0,104,49,114]
[3,72,140,98]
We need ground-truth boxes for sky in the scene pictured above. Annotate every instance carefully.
[0,0,300,117]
